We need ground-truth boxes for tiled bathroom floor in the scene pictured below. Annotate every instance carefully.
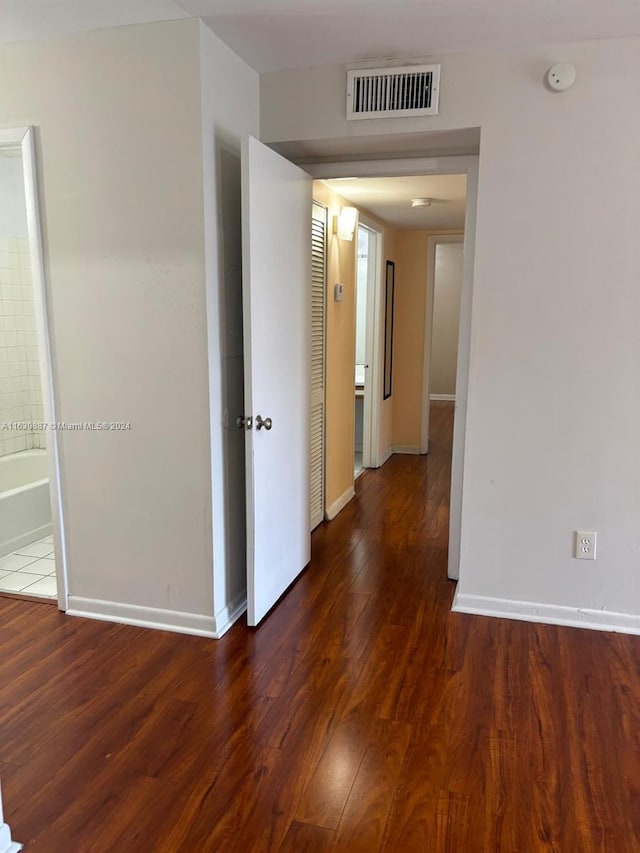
[0,536,57,599]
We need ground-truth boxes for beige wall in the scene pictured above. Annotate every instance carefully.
[0,20,214,619]
[312,182,396,511]
[392,230,462,449]
[312,182,356,510]
[431,241,464,396]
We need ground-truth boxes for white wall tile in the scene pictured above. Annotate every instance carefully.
[0,233,44,456]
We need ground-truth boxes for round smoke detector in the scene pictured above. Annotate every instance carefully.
[546,63,576,92]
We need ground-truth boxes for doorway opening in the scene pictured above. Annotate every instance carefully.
[354,222,380,478]
[0,127,67,607]
[309,157,476,582]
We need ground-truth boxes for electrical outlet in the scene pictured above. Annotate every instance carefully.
[575,530,597,560]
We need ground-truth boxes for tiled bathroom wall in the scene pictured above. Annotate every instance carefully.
[0,235,44,456]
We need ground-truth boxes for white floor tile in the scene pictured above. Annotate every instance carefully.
[22,576,57,597]
[17,557,53,576]
[0,570,10,580]
[0,554,39,573]
[16,543,55,559]
[0,571,47,592]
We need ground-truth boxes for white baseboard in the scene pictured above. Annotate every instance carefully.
[214,591,247,638]
[377,447,393,467]
[453,592,640,636]
[67,596,219,638]
[0,787,22,853]
[0,823,21,853]
[325,486,355,521]
[392,445,421,455]
[430,394,455,401]
[0,523,52,560]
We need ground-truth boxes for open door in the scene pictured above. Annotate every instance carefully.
[241,136,312,626]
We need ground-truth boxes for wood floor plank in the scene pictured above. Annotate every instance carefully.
[332,717,412,851]
[279,820,335,851]
[3,403,640,850]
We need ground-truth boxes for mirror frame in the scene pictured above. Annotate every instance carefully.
[383,259,395,401]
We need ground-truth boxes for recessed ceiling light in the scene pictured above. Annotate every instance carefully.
[411,197,433,208]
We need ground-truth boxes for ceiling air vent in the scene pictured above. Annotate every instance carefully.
[346,64,440,120]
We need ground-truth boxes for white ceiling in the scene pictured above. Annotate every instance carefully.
[0,1,188,44]
[323,174,467,230]
[2,0,640,72]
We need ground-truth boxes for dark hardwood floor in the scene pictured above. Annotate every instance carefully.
[2,401,640,850]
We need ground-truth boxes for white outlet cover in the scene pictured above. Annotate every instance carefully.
[575,530,597,560]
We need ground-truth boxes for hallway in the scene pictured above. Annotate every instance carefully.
[1,401,640,850]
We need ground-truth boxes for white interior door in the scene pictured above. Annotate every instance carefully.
[242,136,312,626]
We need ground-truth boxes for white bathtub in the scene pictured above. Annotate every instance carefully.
[0,449,52,559]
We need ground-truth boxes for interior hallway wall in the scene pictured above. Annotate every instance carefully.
[199,21,259,633]
[431,241,464,397]
[0,20,214,626]
[312,182,396,514]
[392,229,463,450]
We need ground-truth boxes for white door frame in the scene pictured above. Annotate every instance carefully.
[306,155,478,583]
[0,127,69,609]
[355,217,383,470]
[421,234,464,454]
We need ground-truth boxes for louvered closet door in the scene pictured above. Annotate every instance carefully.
[310,203,326,530]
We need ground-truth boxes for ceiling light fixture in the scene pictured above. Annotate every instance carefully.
[411,198,433,208]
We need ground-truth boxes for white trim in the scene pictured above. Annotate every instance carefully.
[449,161,478,581]
[67,596,226,638]
[0,825,21,853]
[377,446,393,467]
[214,592,247,638]
[306,155,479,181]
[0,524,52,561]
[0,782,22,853]
[356,214,384,471]
[7,126,70,611]
[325,485,355,520]
[392,445,422,455]
[453,592,640,636]
[430,394,456,401]
[421,235,463,453]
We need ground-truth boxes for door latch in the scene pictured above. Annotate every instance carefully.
[236,415,253,430]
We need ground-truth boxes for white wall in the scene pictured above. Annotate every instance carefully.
[261,37,640,630]
[0,20,215,629]
[431,241,463,397]
[199,21,259,633]
[355,226,368,365]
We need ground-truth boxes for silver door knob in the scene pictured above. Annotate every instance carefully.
[255,415,272,431]
[236,415,253,430]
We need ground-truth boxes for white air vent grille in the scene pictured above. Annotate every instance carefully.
[347,64,440,120]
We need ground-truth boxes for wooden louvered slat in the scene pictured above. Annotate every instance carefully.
[310,202,326,530]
